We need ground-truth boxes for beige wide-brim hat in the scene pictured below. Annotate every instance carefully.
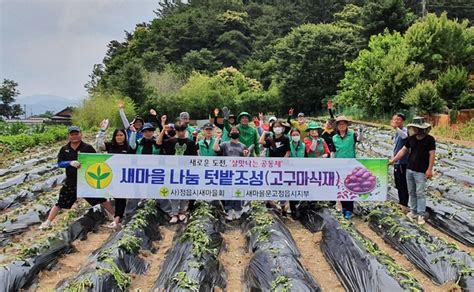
[335,115,350,124]
[407,116,431,129]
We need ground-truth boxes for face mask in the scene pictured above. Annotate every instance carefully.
[292,136,300,143]
[230,132,240,139]
[168,130,176,137]
[273,127,283,135]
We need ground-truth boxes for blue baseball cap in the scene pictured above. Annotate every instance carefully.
[68,126,81,133]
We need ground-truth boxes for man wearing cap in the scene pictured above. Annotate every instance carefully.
[198,123,218,156]
[39,126,115,229]
[287,108,308,139]
[179,112,196,139]
[331,115,363,219]
[390,113,410,207]
[390,117,436,225]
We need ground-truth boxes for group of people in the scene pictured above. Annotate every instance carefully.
[39,101,436,229]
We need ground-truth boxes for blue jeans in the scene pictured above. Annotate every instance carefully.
[406,169,427,216]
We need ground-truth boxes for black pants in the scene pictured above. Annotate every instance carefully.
[115,199,127,219]
[394,164,409,206]
[341,201,354,213]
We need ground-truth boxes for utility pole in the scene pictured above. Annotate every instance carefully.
[422,0,427,17]
[24,104,27,119]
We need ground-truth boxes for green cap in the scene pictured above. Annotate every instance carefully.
[305,121,322,132]
[237,112,251,122]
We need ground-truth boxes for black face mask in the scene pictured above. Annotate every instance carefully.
[167,130,176,137]
[230,132,240,139]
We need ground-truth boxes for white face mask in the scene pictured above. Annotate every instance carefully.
[291,136,300,142]
[273,127,283,135]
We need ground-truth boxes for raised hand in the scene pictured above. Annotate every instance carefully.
[222,106,230,119]
[258,112,263,120]
[99,119,109,131]
[216,131,222,139]
[327,100,333,110]
[118,100,125,109]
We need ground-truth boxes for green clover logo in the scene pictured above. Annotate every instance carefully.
[160,187,169,197]
[86,163,113,189]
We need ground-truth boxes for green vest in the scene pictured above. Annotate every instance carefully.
[307,137,325,158]
[198,137,217,156]
[290,141,306,158]
[333,131,356,158]
[136,138,161,155]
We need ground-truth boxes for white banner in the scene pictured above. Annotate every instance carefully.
[77,153,388,201]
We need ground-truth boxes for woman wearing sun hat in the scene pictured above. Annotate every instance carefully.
[304,122,330,158]
[389,117,436,225]
[331,115,363,219]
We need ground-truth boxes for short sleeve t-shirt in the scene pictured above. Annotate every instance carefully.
[404,135,436,173]
[264,135,290,157]
[58,142,96,186]
[218,141,246,157]
[161,138,197,156]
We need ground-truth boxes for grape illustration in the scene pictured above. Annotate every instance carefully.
[344,166,376,193]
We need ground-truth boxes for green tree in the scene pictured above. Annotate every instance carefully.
[360,0,416,38]
[436,66,469,109]
[108,59,148,104]
[182,48,223,74]
[405,13,474,79]
[272,23,361,113]
[72,92,136,129]
[403,80,445,114]
[0,79,24,119]
[337,31,423,116]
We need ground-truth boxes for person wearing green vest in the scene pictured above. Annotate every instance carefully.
[129,123,161,155]
[198,123,218,156]
[126,122,162,218]
[288,128,306,219]
[331,115,363,220]
[224,109,260,156]
[303,122,330,158]
[289,128,307,158]
[287,108,308,139]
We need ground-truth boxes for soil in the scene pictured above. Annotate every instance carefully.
[130,225,178,291]
[218,223,252,291]
[33,226,111,291]
[284,218,345,291]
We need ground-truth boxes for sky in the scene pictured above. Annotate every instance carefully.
[0,0,159,100]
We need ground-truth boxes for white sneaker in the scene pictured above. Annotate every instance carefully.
[234,210,243,220]
[225,210,235,221]
[39,220,52,230]
[417,216,425,225]
[406,212,416,221]
[107,221,122,230]
[169,216,179,224]
[178,214,187,223]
